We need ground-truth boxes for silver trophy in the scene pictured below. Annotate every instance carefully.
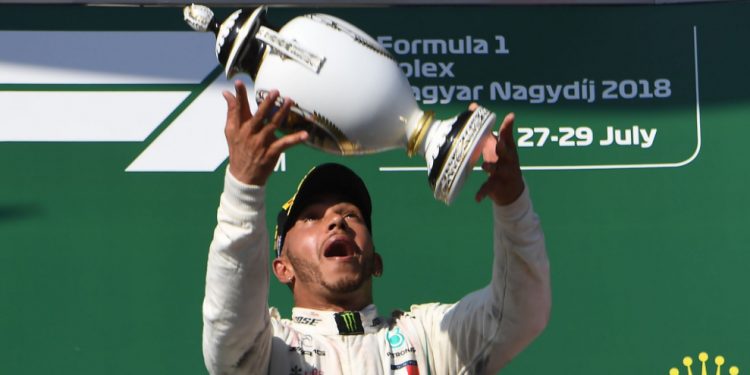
[184,5,496,204]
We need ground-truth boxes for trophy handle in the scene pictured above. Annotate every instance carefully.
[255,26,326,74]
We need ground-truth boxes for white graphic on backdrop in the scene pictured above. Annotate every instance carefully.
[0,31,234,171]
[126,78,232,172]
[0,91,189,141]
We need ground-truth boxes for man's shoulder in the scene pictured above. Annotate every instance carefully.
[268,307,291,326]
[268,307,300,340]
[390,302,455,324]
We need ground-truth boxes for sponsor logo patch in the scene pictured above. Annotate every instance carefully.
[334,311,364,335]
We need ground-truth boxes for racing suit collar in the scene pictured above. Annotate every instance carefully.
[291,304,383,336]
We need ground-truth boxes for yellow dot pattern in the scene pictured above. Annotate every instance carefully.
[670,353,740,375]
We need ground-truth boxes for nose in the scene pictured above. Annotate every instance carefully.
[327,214,348,231]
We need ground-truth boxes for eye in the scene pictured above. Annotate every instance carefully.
[344,211,362,221]
[300,214,318,223]
[298,209,322,223]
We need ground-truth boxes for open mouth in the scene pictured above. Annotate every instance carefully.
[324,237,357,258]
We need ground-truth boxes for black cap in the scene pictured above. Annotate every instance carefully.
[274,163,372,257]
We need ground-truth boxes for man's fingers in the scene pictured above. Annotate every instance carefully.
[270,97,293,129]
[494,112,514,156]
[468,102,479,111]
[481,132,499,163]
[250,90,280,134]
[474,113,524,205]
[481,161,496,173]
[499,112,516,152]
[257,97,292,140]
[475,179,492,202]
[234,80,252,121]
[268,130,309,156]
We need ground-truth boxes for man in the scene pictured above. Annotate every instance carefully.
[202,80,550,375]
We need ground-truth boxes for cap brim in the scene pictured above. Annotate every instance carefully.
[287,163,371,227]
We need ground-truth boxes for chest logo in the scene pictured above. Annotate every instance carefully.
[387,328,405,349]
[334,311,365,335]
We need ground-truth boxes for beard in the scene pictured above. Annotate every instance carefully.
[287,250,375,295]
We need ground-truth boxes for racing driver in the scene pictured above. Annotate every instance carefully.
[202,81,551,374]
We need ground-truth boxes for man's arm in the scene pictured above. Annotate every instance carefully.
[203,173,272,373]
[483,184,549,371]
[409,113,551,374]
[202,81,307,374]
[474,112,551,372]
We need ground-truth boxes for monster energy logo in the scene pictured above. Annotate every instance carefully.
[334,311,364,335]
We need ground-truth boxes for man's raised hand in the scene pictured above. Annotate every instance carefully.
[475,112,525,206]
[224,80,308,186]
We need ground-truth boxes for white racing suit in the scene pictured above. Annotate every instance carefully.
[203,171,551,375]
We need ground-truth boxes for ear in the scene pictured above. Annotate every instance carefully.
[272,256,294,284]
[373,252,383,277]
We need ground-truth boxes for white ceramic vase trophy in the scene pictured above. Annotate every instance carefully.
[184,4,496,204]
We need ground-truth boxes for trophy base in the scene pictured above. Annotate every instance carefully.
[426,107,495,205]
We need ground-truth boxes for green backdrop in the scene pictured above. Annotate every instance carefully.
[1,2,748,374]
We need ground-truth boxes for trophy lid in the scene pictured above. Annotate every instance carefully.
[184,4,269,78]
[183,4,218,33]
